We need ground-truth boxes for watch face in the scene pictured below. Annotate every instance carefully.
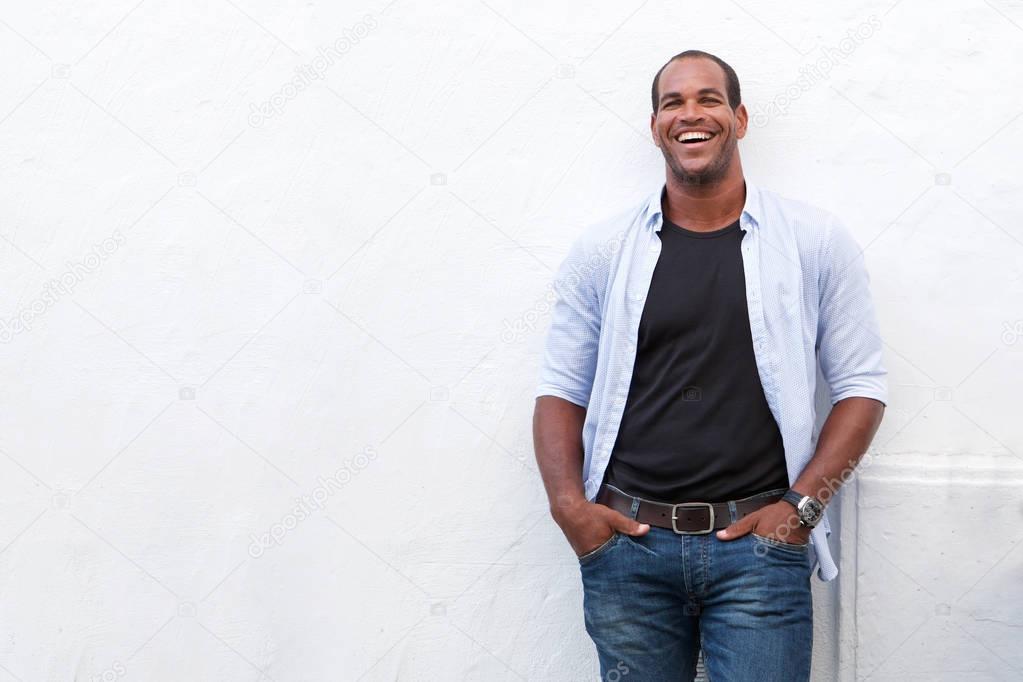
[800,497,824,525]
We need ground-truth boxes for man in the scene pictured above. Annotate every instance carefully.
[532,50,887,681]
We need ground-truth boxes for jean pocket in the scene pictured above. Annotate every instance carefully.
[577,532,621,566]
[750,531,810,553]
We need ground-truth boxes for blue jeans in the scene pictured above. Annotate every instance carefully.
[579,490,814,681]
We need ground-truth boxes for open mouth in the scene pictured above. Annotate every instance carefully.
[674,131,716,148]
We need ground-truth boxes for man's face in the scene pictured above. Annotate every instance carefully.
[650,58,748,186]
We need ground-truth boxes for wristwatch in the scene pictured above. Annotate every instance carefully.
[781,489,824,528]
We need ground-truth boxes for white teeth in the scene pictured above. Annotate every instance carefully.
[676,131,713,142]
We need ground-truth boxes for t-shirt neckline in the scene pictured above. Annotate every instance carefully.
[663,217,741,239]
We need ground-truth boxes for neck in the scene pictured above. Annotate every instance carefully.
[662,159,746,232]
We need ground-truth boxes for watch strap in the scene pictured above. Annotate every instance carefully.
[781,488,804,509]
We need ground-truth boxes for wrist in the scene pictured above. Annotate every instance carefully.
[550,493,588,524]
[782,488,824,528]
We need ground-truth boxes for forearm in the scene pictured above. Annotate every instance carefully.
[532,396,588,520]
[791,396,885,504]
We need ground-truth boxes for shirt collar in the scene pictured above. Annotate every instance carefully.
[643,178,763,232]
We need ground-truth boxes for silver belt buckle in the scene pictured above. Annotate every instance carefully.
[671,502,715,534]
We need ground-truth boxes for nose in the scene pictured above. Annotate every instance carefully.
[677,99,705,123]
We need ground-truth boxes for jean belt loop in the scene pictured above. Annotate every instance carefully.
[629,496,641,520]
[727,500,738,524]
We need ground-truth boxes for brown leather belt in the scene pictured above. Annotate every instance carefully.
[595,483,787,534]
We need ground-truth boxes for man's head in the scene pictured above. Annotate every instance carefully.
[649,51,748,186]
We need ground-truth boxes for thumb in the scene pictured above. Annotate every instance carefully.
[716,512,755,541]
[608,511,650,536]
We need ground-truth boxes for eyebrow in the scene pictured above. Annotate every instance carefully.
[659,88,725,103]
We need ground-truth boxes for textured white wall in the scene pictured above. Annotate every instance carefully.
[0,0,1020,680]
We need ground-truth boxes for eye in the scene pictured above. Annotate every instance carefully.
[701,97,720,104]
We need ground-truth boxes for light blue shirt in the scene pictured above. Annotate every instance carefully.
[534,180,888,581]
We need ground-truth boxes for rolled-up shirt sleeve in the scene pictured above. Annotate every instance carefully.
[534,231,603,409]
[816,218,889,407]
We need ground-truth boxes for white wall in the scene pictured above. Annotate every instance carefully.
[1,1,1020,680]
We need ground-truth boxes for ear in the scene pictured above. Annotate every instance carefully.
[735,103,749,140]
[650,111,662,149]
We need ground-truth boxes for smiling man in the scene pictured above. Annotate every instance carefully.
[532,50,887,681]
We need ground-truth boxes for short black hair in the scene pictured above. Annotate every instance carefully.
[651,50,741,113]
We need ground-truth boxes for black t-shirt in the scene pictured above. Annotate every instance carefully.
[601,215,789,503]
